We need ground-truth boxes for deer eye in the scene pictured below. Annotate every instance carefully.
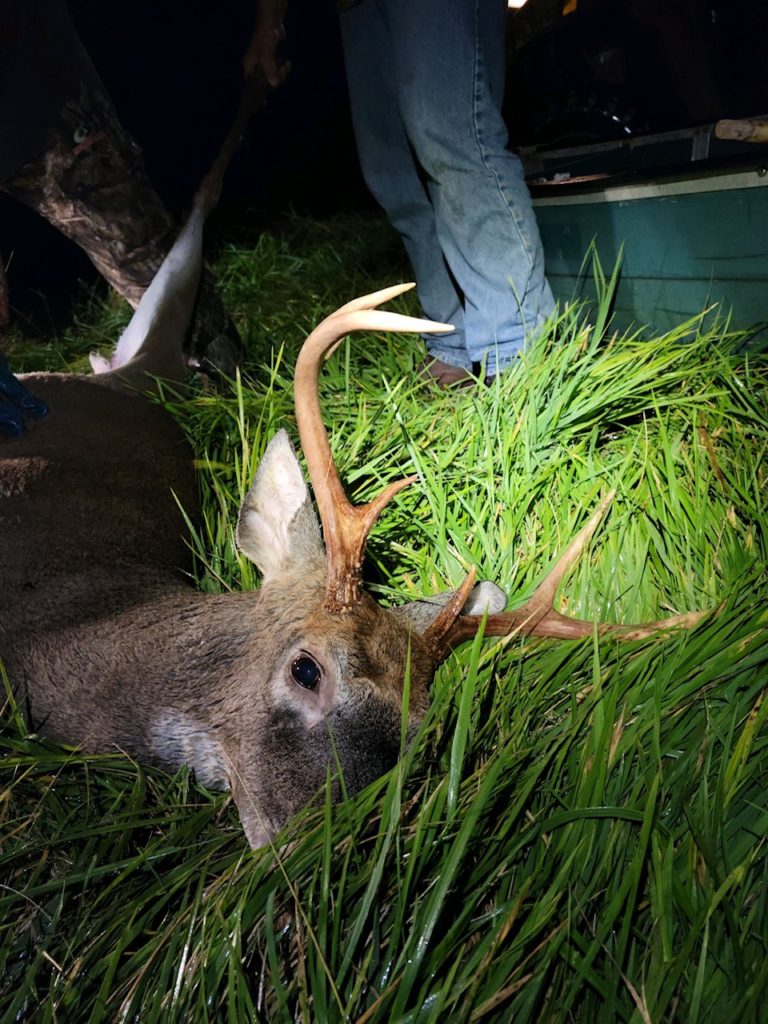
[291,655,322,691]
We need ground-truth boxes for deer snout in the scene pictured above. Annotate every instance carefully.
[231,690,404,848]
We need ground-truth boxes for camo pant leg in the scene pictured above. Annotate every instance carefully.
[1,79,243,377]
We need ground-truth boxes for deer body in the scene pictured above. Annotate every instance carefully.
[1,373,200,760]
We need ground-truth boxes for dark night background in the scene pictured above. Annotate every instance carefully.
[2,0,766,332]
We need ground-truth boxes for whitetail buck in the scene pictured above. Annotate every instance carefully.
[0,90,702,849]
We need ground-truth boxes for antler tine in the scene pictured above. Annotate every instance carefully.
[332,282,418,316]
[419,567,479,655]
[424,492,707,660]
[294,298,454,614]
[322,286,446,363]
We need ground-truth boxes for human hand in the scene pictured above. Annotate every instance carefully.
[242,0,291,88]
[0,353,48,437]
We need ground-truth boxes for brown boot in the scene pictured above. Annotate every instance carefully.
[418,357,475,389]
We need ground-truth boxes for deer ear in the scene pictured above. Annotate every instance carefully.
[236,429,324,580]
[391,580,507,634]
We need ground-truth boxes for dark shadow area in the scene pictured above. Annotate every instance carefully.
[505,0,768,148]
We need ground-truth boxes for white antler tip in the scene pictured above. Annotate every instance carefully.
[333,282,416,316]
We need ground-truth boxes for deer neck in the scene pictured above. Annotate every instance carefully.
[7,583,265,789]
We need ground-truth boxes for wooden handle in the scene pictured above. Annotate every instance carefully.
[715,118,768,144]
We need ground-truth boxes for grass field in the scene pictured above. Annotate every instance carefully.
[1,213,766,1022]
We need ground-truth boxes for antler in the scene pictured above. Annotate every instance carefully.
[422,492,705,661]
[294,284,453,613]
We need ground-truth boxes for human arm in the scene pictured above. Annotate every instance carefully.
[242,0,291,87]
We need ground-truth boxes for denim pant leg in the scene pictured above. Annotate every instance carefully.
[339,0,470,370]
[343,0,554,376]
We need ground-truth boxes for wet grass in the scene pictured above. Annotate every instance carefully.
[1,212,767,1022]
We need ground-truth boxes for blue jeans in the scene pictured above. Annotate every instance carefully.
[339,0,555,376]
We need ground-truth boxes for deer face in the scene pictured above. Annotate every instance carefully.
[226,429,438,846]
[227,593,437,847]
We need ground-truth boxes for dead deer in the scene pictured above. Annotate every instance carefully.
[0,94,702,850]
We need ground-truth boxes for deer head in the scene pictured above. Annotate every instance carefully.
[211,284,703,846]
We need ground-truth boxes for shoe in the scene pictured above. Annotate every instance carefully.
[417,357,475,389]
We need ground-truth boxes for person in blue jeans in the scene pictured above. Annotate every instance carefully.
[337,0,555,385]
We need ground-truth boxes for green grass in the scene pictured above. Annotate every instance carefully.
[2,212,767,1022]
